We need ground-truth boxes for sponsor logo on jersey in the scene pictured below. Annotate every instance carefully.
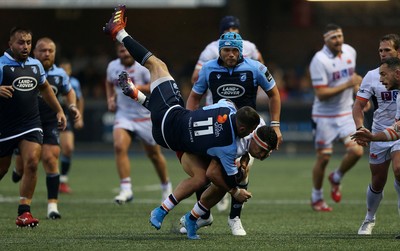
[217,114,228,124]
[214,121,224,137]
[381,90,399,101]
[12,77,37,91]
[332,67,354,81]
[216,84,245,98]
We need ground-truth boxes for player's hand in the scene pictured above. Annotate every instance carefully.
[230,188,252,203]
[0,85,14,98]
[349,73,362,88]
[272,126,282,150]
[350,127,372,146]
[57,112,67,131]
[69,105,81,122]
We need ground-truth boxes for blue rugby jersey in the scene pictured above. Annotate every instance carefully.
[38,65,71,123]
[193,58,275,109]
[0,51,46,141]
[162,99,240,176]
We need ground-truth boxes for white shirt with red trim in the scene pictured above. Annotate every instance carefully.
[356,67,398,132]
[310,44,357,117]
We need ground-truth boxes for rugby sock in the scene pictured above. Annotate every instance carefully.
[60,155,71,176]
[195,184,211,219]
[229,182,248,219]
[161,194,178,212]
[48,202,58,213]
[47,174,60,200]
[311,188,323,203]
[18,204,30,215]
[190,201,209,221]
[120,177,132,192]
[394,179,400,210]
[365,184,383,221]
[332,169,343,183]
[117,29,153,66]
[161,181,172,192]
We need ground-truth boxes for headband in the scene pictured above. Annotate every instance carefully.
[252,130,271,151]
[323,29,343,42]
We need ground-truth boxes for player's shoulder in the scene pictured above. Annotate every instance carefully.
[342,43,355,52]
[50,64,68,76]
[361,67,380,86]
[107,58,121,68]
[204,40,219,49]
[243,40,257,49]
[26,57,42,66]
[242,58,265,71]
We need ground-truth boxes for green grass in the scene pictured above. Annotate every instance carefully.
[1,153,399,250]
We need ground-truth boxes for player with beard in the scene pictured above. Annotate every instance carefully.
[309,23,363,211]
[12,37,80,219]
[0,28,66,227]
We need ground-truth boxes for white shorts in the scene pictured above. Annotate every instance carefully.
[369,140,400,164]
[312,115,356,149]
[113,117,157,146]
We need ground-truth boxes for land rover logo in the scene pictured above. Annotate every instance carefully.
[12,77,37,91]
[216,84,245,98]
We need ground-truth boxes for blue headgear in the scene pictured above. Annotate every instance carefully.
[219,16,240,35]
[219,32,243,59]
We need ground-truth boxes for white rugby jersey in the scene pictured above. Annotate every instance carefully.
[310,44,357,117]
[356,67,398,132]
[106,59,151,120]
[194,39,260,70]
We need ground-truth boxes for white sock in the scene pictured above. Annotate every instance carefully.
[116,29,129,43]
[332,169,343,183]
[60,175,68,183]
[136,91,147,105]
[161,181,172,191]
[365,184,383,221]
[120,177,132,192]
[311,188,323,203]
[48,202,58,213]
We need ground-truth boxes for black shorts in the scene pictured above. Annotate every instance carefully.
[0,130,43,157]
[148,79,184,149]
[42,120,60,145]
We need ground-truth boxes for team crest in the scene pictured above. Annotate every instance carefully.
[54,76,60,85]
[31,66,37,75]
[240,73,247,82]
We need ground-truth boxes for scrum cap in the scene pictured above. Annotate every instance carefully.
[219,32,243,59]
[219,16,240,35]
